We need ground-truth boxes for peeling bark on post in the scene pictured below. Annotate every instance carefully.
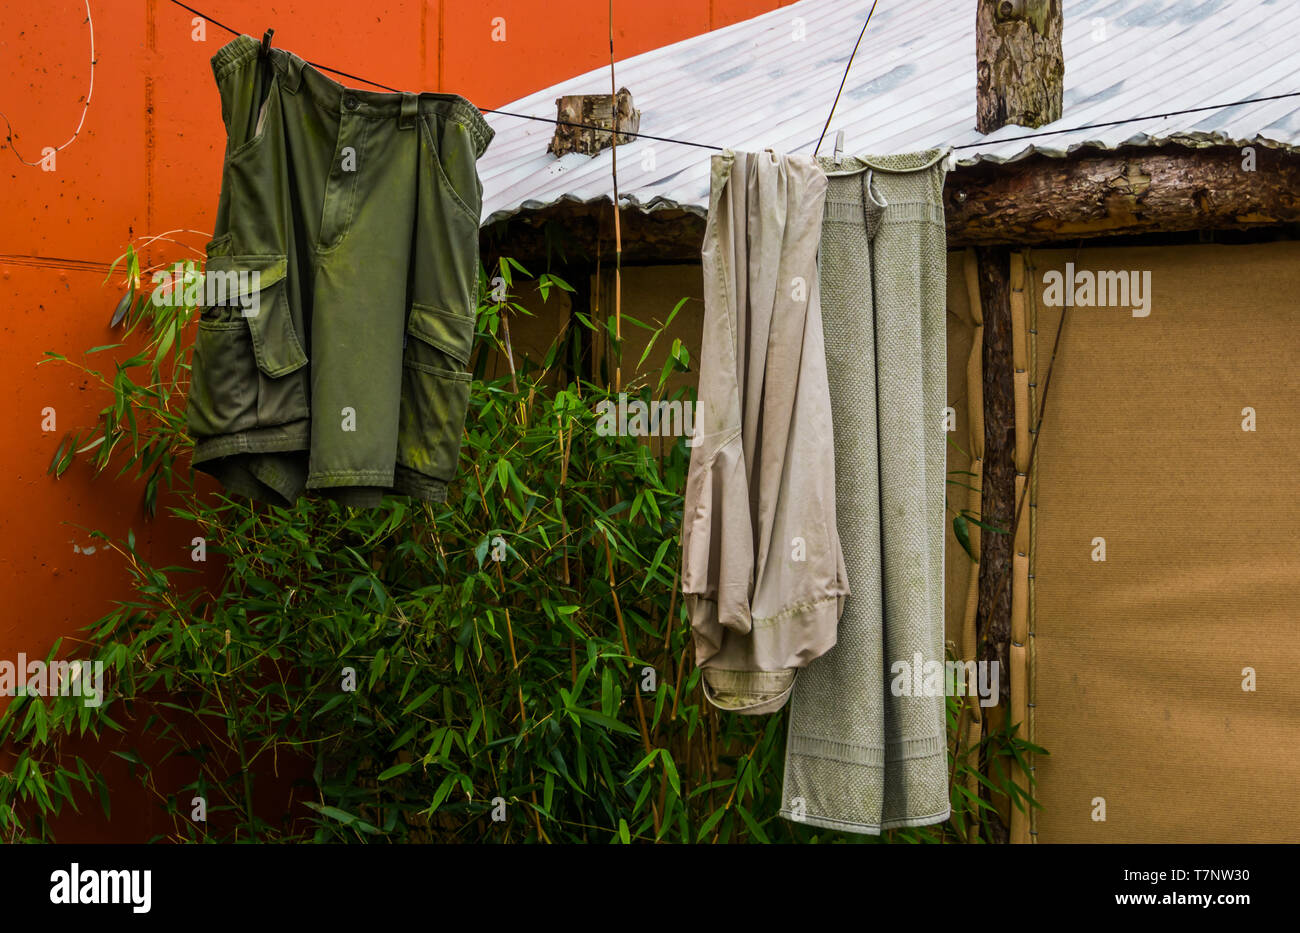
[946,145,1300,245]
[976,0,1063,133]
[548,89,640,157]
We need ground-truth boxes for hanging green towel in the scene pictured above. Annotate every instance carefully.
[781,149,951,834]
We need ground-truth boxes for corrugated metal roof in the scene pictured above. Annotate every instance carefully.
[479,0,1300,226]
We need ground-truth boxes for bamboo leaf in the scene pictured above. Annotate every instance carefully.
[570,707,639,736]
[953,514,975,561]
[110,291,132,328]
[377,762,414,781]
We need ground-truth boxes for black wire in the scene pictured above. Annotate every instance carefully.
[167,0,1300,159]
[168,0,240,37]
[951,91,1300,149]
[304,62,399,93]
[169,0,723,149]
[476,108,723,150]
[814,0,879,157]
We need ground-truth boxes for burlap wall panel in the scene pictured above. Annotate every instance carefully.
[1029,241,1300,843]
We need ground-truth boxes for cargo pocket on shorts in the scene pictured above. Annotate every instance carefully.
[187,254,308,441]
[398,302,473,486]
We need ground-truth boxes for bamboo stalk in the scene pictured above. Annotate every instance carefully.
[602,531,660,836]
[470,454,543,839]
[608,0,623,393]
[650,563,680,751]
[558,418,576,684]
[669,639,689,724]
[975,241,1081,658]
[603,534,652,750]
[500,311,519,396]
[470,462,527,727]
[223,629,257,840]
[710,725,767,844]
[661,562,678,655]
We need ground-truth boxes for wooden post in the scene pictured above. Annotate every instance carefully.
[976,0,1063,133]
[974,244,1015,844]
[975,245,1014,704]
[946,146,1300,244]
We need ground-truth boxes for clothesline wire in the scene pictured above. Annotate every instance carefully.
[813,0,879,157]
[167,0,727,149]
[165,0,1300,159]
[949,91,1300,149]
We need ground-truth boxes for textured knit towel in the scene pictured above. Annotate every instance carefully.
[780,149,950,834]
[681,150,850,715]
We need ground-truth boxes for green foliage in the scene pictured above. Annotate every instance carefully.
[1,248,1041,843]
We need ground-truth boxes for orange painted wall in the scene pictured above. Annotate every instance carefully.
[0,0,788,840]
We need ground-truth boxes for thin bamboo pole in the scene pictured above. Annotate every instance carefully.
[608,0,623,393]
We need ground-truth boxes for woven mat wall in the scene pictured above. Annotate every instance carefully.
[1027,241,1300,842]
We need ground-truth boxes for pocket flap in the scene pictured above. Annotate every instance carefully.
[407,303,474,365]
[247,289,307,378]
[203,254,287,301]
[204,254,305,378]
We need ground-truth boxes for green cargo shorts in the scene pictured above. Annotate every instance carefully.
[187,35,493,508]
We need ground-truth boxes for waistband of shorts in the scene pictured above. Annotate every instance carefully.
[211,35,494,158]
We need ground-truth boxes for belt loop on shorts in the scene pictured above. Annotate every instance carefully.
[399,92,419,129]
[278,52,305,94]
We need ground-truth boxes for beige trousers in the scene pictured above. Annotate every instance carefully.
[681,150,849,715]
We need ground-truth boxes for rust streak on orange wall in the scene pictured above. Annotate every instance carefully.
[145,0,158,262]
[420,1,429,88]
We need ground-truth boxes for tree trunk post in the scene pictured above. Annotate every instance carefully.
[976,0,1064,133]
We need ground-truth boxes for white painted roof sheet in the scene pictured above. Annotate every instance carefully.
[480,0,1300,225]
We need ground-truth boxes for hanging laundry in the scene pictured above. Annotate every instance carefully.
[781,149,951,834]
[681,149,850,715]
[186,35,493,507]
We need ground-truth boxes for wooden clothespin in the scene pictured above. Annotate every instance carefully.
[833,129,845,167]
[260,29,275,61]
